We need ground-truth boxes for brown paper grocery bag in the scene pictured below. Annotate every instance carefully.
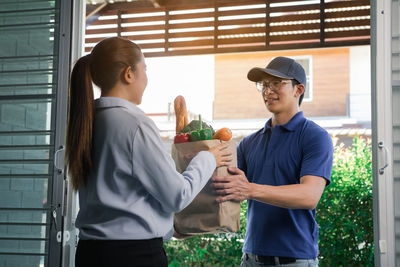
[171,139,240,235]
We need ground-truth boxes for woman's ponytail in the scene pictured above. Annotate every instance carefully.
[66,37,143,190]
[66,54,94,190]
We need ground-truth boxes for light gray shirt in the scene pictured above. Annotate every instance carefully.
[75,97,216,240]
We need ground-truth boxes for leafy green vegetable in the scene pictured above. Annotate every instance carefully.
[182,120,215,135]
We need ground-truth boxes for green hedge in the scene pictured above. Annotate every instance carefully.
[317,136,373,266]
[165,137,373,266]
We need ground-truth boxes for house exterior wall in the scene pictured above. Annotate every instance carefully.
[349,46,372,122]
[213,47,350,119]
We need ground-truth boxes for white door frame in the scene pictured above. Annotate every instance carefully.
[371,0,396,266]
[61,0,85,266]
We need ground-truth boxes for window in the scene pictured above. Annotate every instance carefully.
[291,55,313,102]
[0,0,69,266]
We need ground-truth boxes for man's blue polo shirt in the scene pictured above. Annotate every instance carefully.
[237,111,333,259]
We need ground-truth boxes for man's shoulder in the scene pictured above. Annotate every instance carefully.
[301,118,329,136]
[242,128,264,142]
[299,119,332,149]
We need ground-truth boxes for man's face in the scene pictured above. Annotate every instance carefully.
[257,77,299,114]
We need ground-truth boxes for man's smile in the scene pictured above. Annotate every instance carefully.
[264,95,279,105]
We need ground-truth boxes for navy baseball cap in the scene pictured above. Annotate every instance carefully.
[247,57,306,88]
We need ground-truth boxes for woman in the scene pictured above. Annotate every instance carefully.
[65,37,231,267]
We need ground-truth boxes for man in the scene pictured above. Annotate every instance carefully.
[213,57,333,266]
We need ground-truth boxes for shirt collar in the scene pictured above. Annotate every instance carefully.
[262,111,305,133]
[95,97,145,115]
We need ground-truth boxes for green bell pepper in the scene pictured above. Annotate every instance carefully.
[189,115,213,141]
[199,128,213,140]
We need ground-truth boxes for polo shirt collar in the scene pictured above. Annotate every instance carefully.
[95,97,145,115]
[262,111,305,133]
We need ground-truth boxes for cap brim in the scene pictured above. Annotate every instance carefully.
[247,67,293,82]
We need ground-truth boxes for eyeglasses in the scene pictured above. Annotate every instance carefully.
[256,80,291,93]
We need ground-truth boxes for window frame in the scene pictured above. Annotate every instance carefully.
[290,55,313,103]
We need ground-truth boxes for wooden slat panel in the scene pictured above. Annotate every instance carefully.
[269,33,320,42]
[325,29,370,38]
[166,3,213,11]
[325,0,370,9]
[168,30,214,38]
[87,36,166,45]
[168,21,214,29]
[121,33,166,40]
[132,42,165,49]
[168,12,215,20]
[86,37,113,44]
[106,5,165,13]
[267,0,369,9]
[169,46,214,52]
[88,18,118,26]
[272,39,368,47]
[268,0,315,3]
[97,10,118,16]
[121,15,166,23]
[217,0,265,8]
[121,24,165,32]
[218,26,265,35]
[86,28,119,35]
[270,4,321,13]
[140,39,370,57]
[85,0,370,58]
[217,7,266,17]
[270,23,321,32]
[325,19,370,28]
[168,38,214,47]
[218,17,265,26]
[325,9,370,19]
[216,45,268,52]
[217,36,264,45]
[144,48,215,57]
[269,13,320,23]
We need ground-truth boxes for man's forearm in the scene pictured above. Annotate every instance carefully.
[249,180,324,210]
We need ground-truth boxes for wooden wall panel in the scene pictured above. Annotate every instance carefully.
[214,47,350,119]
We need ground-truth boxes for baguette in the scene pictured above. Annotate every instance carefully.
[174,95,189,133]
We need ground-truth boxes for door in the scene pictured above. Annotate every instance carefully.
[371,0,400,266]
[0,0,72,266]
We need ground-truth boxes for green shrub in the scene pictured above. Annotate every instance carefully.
[317,136,373,266]
[165,136,374,266]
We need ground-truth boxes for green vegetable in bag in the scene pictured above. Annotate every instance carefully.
[189,115,213,141]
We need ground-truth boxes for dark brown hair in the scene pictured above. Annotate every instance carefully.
[66,37,142,190]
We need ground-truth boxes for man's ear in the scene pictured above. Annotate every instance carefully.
[122,66,135,84]
[295,84,304,97]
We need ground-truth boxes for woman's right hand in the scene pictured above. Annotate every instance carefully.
[208,142,233,167]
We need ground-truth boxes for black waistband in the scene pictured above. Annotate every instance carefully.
[78,237,163,246]
[245,253,297,265]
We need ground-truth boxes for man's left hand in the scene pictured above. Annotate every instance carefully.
[212,166,251,202]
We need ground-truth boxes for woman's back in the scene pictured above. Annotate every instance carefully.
[76,97,217,240]
[67,37,231,266]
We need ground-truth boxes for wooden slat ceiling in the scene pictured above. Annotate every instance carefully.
[85,0,371,57]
